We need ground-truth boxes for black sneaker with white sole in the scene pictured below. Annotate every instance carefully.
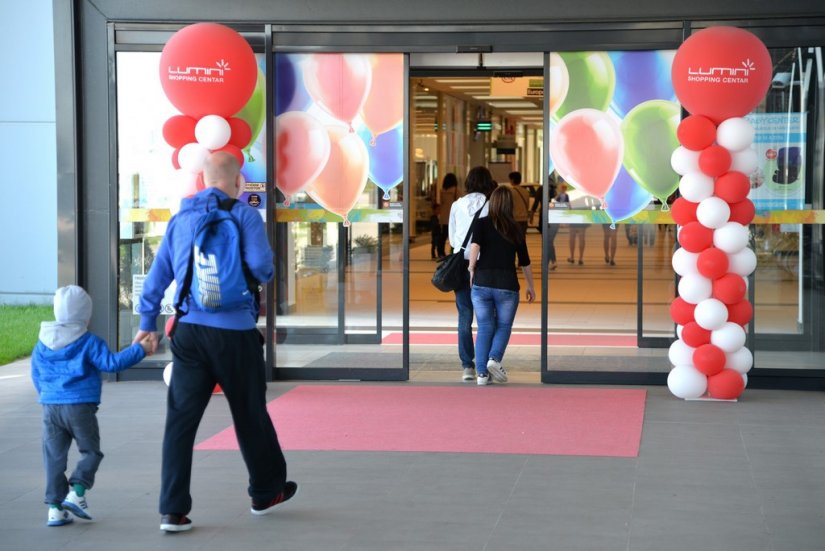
[251,481,298,515]
[160,513,192,532]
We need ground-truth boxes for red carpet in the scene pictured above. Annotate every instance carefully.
[382,332,636,347]
[196,385,646,457]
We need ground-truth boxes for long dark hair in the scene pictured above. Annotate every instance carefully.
[464,166,497,197]
[489,186,523,244]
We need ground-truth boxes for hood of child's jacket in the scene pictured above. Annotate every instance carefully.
[40,285,91,350]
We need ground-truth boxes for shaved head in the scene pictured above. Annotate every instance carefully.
[202,151,241,196]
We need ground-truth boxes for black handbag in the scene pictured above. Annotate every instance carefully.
[431,201,486,292]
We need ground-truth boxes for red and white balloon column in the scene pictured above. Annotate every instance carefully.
[667,27,772,400]
[159,23,258,198]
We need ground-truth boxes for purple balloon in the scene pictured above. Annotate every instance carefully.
[605,166,652,223]
[357,125,403,199]
[275,54,312,115]
[608,51,676,117]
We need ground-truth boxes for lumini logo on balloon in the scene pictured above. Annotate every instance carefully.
[686,59,757,84]
[167,59,231,83]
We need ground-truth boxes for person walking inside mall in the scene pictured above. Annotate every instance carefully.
[438,172,459,256]
[448,166,497,382]
[503,171,531,237]
[134,151,297,533]
[468,186,536,385]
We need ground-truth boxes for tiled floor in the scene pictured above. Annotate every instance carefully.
[2,357,824,550]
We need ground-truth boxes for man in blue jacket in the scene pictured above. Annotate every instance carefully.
[133,151,297,533]
[32,285,152,526]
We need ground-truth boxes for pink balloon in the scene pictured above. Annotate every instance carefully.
[549,108,624,200]
[360,55,404,140]
[275,112,331,203]
[304,54,372,129]
[306,126,369,225]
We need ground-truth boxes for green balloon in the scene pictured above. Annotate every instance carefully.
[621,99,681,202]
[554,52,615,120]
[234,67,266,153]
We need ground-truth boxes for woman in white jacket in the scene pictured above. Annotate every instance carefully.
[447,166,497,382]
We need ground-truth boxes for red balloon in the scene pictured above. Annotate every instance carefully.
[699,145,732,177]
[728,199,755,225]
[693,343,726,376]
[672,26,772,124]
[696,247,729,279]
[682,321,711,347]
[671,198,698,226]
[164,317,176,338]
[679,221,714,253]
[159,23,258,119]
[707,368,745,399]
[163,115,197,148]
[715,171,751,203]
[713,273,747,304]
[215,144,245,167]
[171,148,181,170]
[727,299,753,326]
[677,115,717,151]
[670,297,696,326]
[228,117,252,149]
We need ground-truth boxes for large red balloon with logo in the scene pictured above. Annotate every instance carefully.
[159,23,258,119]
[672,26,772,123]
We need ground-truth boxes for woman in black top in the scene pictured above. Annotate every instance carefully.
[467,186,536,385]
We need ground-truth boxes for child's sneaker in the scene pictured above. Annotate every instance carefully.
[462,368,475,382]
[62,489,92,520]
[47,507,73,527]
[487,359,508,383]
[477,373,491,385]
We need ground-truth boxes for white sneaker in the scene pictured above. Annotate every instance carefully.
[462,368,475,382]
[477,374,491,385]
[487,359,508,383]
[62,489,92,520]
[47,507,73,527]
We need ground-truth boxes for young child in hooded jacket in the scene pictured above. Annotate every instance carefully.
[31,285,152,526]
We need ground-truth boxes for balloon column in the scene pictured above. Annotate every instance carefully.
[158,23,258,199]
[667,27,771,400]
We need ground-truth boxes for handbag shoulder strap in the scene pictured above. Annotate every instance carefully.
[460,200,487,250]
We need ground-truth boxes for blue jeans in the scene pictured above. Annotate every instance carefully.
[42,403,103,505]
[454,286,475,369]
[471,285,520,375]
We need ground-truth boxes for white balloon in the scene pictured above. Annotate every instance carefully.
[741,372,748,388]
[669,338,695,365]
[678,273,712,304]
[163,362,173,386]
[726,347,753,374]
[671,146,701,175]
[716,118,755,152]
[694,298,729,330]
[676,324,684,340]
[178,142,210,174]
[195,114,231,150]
[730,148,759,176]
[728,247,757,276]
[696,197,731,229]
[713,222,750,254]
[679,172,715,203]
[711,322,747,352]
[672,248,699,276]
[667,364,708,399]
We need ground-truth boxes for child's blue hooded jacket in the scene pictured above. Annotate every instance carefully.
[32,285,145,405]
